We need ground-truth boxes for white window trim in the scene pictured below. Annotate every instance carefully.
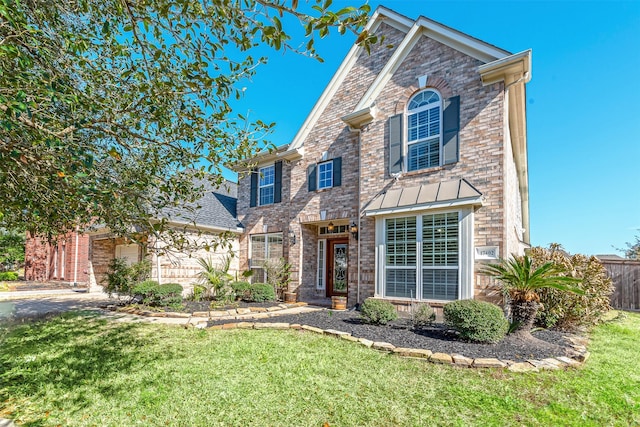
[404,89,443,172]
[317,239,326,290]
[115,244,140,266]
[317,160,334,190]
[249,232,283,283]
[53,246,58,278]
[374,207,474,303]
[60,245,65,279]
[258,164,275,206]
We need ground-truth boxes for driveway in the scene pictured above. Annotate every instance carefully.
[0,292,111,322]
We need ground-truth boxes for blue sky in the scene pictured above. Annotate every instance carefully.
[227,0,640,256]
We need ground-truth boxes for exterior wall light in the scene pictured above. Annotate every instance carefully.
[350,222,358,240]
[327,222,335,232]
[288,228,296,246]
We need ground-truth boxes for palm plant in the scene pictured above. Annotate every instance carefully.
[482,255,583,336]
[196,255,233,301]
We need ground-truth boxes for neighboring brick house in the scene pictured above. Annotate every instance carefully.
[25,180,242,295]
[87,179,243,295]
[236,6,532,310]
[24,230,90,286]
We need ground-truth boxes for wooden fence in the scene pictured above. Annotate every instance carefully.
[601,259,640,311]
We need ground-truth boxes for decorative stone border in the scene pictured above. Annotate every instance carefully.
[107,302,309,321]
[206,321,591,372]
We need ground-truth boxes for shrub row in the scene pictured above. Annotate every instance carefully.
[359,298,507,343]
[132,280,183,307]
[0,271,19,281]
[230,281,275,303]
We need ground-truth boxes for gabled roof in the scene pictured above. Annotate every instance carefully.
[161,179,243,232]
[289,6,512,151]
[364,179,483,216]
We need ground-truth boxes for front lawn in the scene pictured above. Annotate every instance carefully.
[1,311,638,426]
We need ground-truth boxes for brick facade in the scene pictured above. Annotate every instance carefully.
[88,230,239,296]
[237,11,530,309]
[24,231,90,285]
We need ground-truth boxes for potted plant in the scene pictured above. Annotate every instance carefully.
[331,295,347,310]
[284,289,297,303]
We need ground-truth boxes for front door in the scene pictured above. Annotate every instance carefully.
[327,239,348,297]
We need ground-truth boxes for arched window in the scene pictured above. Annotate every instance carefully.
[406,90,442,171]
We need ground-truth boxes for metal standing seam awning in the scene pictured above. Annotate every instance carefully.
[363,179,484,216]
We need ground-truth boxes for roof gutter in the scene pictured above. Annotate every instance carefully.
[479,49,532,245]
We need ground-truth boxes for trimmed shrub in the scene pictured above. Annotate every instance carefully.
[412,303,436,329]
[131,281,182,306]
[0,271,19,281]
[529,244,614,330]
[444,300,508,343]
[249,283,276,302]
[132,280,159,303]
[153,283,183,306]
[231,281,252,300]
[360,298,398,325]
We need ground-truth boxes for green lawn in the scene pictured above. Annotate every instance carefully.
[1,311,638,427]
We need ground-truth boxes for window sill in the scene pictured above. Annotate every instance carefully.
[371,296,456,307]
[252,202,275,209]
[400,163,455,179]
[314,186,334,193]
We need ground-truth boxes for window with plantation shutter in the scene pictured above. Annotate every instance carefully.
[381,212,460,301]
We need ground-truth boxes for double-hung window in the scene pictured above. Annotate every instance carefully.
[382,211,460,301]
[259,165,275,206]
[317,160,333,189]
[407,90,442,171]
[249,233,283,283]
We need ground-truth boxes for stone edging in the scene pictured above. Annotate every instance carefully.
[206,321,590,372]
[108,302,309,321]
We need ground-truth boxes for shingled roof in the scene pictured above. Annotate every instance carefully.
[161,179,242,232]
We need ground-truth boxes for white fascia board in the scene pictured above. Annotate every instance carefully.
[374,6,414,32]
[232,145,303,172]
[354,23,422,112]
[479,49,532,86]
[163,219,244,234]
[353,19,512,114]
[415,17,509,63]
[288,8,410,152]
[364,196,484,217]
[341,106,377,129]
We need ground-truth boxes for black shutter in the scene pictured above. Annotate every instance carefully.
[249,168,258,207]
[443,96,460,165]
[333,157,342,187]
[274,160,282,203]
[307,164,317,192]
[388,114,403,175]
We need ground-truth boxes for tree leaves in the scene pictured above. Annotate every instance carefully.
[0,0,375,247]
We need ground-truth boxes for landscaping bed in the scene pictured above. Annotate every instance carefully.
[209,309,578,361]
[102,300,284,313]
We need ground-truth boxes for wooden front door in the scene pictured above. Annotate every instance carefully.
[327,239,348,297]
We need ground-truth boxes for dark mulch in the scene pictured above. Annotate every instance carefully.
[101,300,283,313]
[210,309,577,362]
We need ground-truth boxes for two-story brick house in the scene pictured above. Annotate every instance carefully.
[237,6,531,310]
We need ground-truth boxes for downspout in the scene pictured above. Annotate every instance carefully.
[73,227,79,286]
[349,126,363,305]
